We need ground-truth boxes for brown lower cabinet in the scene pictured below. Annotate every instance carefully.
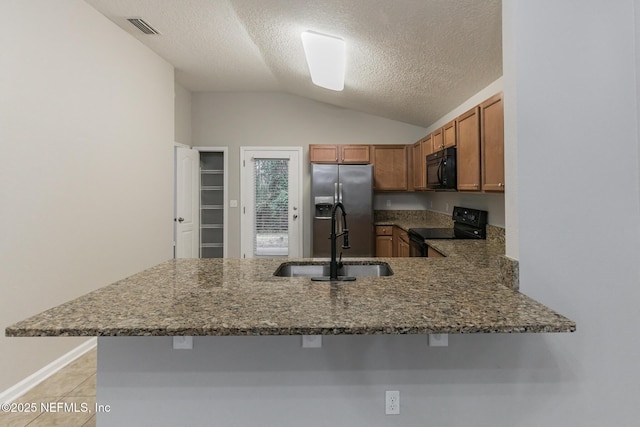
[427,246,445,257]
[375,226,394,257]
[376,225,410,257]
[394,227,410,257]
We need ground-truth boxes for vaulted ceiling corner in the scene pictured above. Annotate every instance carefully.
[85,0,502,127]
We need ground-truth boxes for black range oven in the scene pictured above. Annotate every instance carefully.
[408,207,488,257]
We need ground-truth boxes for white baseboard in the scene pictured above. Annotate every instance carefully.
[0,338,97,404]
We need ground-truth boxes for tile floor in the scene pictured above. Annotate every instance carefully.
[0,349,97,427]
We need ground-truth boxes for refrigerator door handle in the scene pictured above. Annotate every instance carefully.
[338,183,343,203]
[334,182,338,204]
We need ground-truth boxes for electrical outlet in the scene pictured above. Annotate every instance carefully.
[428,333,449,347]
[385,390,400,415]
[172,336,193,350]
[302,335,322,348]
[445,203,449,212]
[386,199,391,208]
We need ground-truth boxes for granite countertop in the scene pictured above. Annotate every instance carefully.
[6,249,575,337]
[375,219,433,230]
[374,218,507,260]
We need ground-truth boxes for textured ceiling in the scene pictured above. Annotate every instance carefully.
[85,0,502,127]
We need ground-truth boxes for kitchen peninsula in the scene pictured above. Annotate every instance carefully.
[6,240,575,426]
[6,246,574,337]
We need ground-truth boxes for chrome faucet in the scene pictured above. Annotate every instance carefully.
[312,202,355,281]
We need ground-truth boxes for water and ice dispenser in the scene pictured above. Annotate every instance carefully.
[314,196,334,219]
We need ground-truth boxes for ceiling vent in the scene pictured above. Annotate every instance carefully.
[126,18,160,35]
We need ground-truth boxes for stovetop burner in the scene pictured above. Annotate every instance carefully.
[408,206,488,241]
[409,228,456,239]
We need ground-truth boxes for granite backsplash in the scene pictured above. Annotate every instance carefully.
[375,209,453,227]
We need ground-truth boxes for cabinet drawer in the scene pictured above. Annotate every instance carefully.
[376,226,393,236]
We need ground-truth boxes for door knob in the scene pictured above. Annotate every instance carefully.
[176,217,185,223]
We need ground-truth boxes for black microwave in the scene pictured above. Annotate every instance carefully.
[426,147,457,190]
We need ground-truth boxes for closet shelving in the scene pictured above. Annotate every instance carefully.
[200,152,224,258]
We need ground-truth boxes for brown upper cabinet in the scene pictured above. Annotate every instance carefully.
[443,119,456,149]
[456,106,481,191]
[309,144,370,164]
[432,128,444,152]
[480,93,505,192]
[371,145,409,191]
[430,120,456,153]
[412,139,426,190]
[309,144,339,163]
[423,134,434,156]
[341,144,370,163]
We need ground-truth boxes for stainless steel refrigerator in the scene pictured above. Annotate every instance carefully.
[311,164,374,257]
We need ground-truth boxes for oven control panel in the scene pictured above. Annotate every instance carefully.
[452,206,488,227]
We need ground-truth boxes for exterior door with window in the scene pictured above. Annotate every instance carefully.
[240,148,302,258]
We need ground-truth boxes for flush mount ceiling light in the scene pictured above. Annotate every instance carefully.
[301,31,345,91]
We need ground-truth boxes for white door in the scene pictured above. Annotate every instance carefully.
[240,148,303,258]
[174,146,199,258]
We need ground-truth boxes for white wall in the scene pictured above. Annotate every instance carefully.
[97,1,640,426]
[502,0,519,258]
[95,334,580,426]
[509,0,640,424]
[0,0,174,391]
[636,0,640,198]
[174,82,192,146]
[191,92,427,257]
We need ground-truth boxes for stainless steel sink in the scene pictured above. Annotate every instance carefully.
[273,262,393,278]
